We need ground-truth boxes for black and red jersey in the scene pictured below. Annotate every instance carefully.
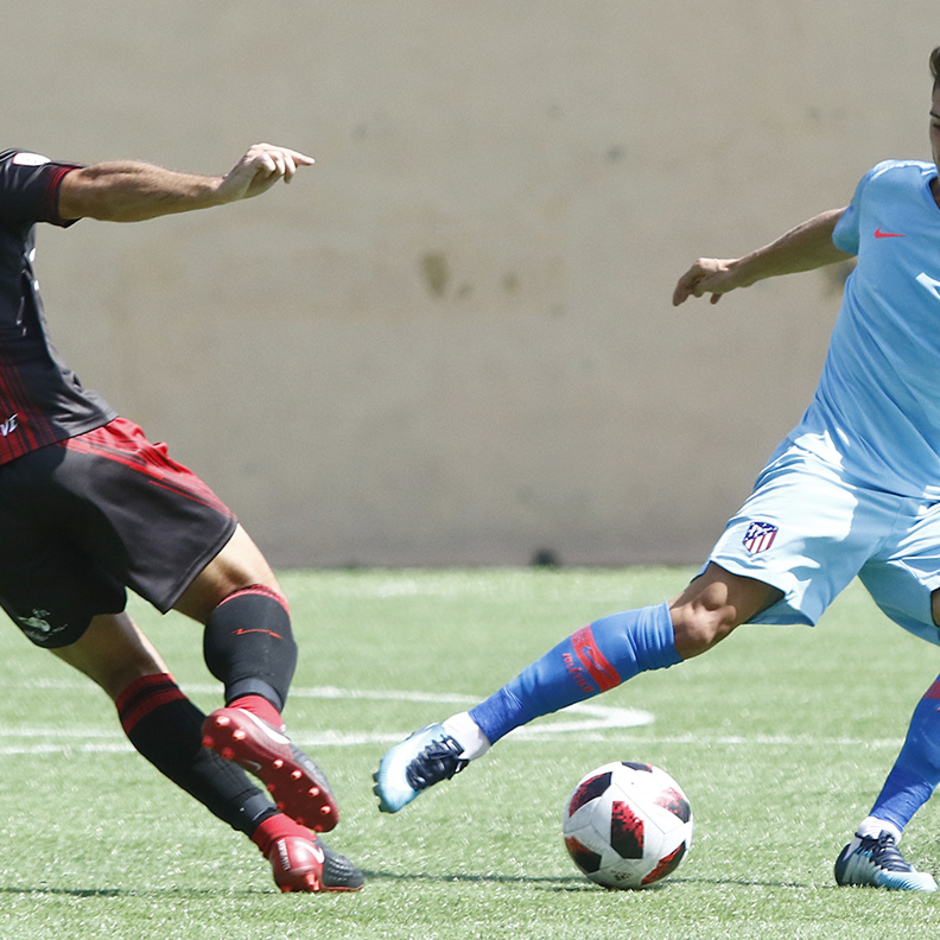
[0,149,115,464]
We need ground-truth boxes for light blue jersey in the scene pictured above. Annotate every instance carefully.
[790,159,940,498]
[707,160,940,642]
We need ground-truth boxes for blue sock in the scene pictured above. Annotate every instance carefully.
[868,677,940,833]
[469,603,681,744]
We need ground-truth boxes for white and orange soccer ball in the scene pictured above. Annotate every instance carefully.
[562,760,693,889]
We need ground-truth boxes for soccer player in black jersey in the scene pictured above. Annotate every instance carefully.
[0,143,362,893]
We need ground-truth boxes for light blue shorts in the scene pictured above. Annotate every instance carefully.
[707,443,940,645]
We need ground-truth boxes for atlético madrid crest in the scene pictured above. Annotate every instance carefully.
[743,521,778,554]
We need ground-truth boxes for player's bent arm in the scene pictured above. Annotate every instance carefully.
[58,143,315,222]
[59,162,226,222]
[672,208,851,306]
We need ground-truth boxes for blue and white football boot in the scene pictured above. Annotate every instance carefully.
[835,830,938,891]
[373,723,469,813]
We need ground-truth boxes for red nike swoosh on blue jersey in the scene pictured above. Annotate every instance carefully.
[874,227,906,238]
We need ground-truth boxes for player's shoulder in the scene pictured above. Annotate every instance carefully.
[863,158,935,186]
[850,160,935,210]
[0,149,53,167]
[0,150,57,186]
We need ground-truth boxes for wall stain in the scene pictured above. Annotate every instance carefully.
[422,253,449,297]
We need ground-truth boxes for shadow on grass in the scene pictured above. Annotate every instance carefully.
[0,877,591,898]
[0,885,270,899]
[670,875,816,890]
[0,872,818,898]
[358,869,818,891]
[361,869,591,890]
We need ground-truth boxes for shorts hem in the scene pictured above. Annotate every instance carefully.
[150,515,239,614]
[705,556,818,627]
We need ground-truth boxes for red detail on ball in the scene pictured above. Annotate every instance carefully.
[565,835,603,874]
[609,800,644,859]
[655,787,692,823]
[641,841,688,886]
[567,772,612,816]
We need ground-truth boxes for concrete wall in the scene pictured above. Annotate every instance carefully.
[5,2,937,565]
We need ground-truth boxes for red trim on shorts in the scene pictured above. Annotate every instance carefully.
[59,417,232,516]
[924,678,940,700]
[116,673,186,734]
[217,584,290,615]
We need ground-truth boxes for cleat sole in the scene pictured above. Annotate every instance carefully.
[202,707,340,832]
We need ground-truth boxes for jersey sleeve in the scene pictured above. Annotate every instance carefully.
[832,176,867,256]
[0,150,84,228]
[831,161,897,256]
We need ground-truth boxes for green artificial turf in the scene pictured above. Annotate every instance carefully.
[1,566,938,939]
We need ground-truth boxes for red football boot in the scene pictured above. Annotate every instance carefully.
[253,816,364,893]
[202,707,339,832]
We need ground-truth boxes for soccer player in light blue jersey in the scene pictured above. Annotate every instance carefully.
[375,46,940,892]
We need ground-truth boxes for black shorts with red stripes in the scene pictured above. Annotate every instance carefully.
[0,417,237,648]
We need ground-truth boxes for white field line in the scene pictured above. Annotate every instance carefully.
[0,683,902,753]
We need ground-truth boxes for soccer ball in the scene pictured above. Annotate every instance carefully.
[562,760,693,889]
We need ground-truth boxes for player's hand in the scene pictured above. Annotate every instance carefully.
[672,258,741,306]
[217,143,315,202]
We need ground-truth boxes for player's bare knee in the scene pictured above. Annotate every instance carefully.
[175,524,281,623]
[668,565,780,658]
[670,600,738,658]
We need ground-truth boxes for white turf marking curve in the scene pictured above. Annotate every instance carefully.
[0,682,903,753]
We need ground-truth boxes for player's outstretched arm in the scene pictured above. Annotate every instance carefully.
[672,208,850,306]
[58,143,315,223]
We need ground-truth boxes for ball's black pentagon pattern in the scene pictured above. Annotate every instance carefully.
[567,771,612,816]
[564,835,603,874]
[609,800,644,858]
[655,787,692,824]
[620,761,653,773]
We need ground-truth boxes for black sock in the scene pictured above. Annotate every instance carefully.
[202,585,298,710]
[116,674,275,835]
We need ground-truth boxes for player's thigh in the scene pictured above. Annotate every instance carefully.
[707,445,890,627]
[860,502,940,645]
[173,523,282,624]
[0,504,126,649]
